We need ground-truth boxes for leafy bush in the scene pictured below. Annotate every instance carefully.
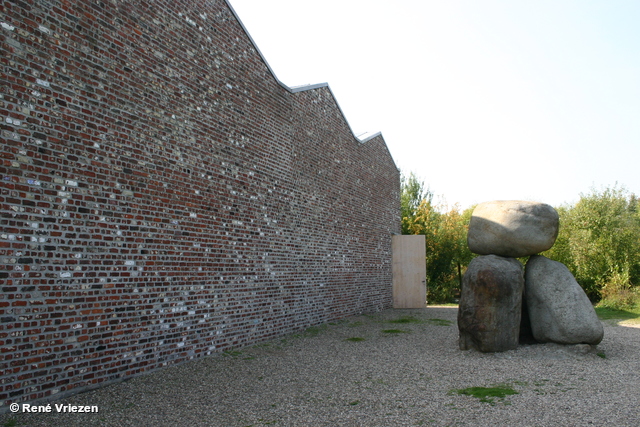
[400,172,474,304]
[543,185,640,302]
[598,269,640,309]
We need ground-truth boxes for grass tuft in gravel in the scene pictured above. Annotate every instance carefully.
[388,316,421,324]
[452,384,519,405]
[303,324,328,337]
[426,318,454,326]
[382,328,409,334]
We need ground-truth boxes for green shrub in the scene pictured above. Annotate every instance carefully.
[543,186,640,302]
[595,268,640,309]
[428,278,461,304]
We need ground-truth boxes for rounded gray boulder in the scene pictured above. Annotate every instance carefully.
[458,255,524,352]
[525,255,604,345]
[467,200,559,257]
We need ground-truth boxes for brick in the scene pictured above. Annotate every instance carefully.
[0,0,400,410]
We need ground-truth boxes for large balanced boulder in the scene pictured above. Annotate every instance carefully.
[525,255,604,345]
[467,201,559,257]
[458,255,524,352]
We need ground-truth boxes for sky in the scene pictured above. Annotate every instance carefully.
[229,0,640,210]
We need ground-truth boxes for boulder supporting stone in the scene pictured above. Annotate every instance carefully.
[525,255,604,345]
[467,200,559,258]
[458,255,525,352]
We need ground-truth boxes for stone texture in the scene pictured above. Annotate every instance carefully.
[467,200,560,257]
[458,255,524,352]
[525,255,604,345]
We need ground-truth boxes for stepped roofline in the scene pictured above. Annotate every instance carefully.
[225,0,387,148]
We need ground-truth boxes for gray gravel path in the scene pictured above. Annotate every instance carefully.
[2,306,639,426]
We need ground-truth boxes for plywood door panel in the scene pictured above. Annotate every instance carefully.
[392,235,427,308]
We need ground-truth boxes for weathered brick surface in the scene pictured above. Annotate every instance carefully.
[0,0,400,408]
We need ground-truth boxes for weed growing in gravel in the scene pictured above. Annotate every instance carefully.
[252,342,272,349]
[345,337,366,342]
[451,384,519,405]
[3,419,17,427]
[597,351,606,359]
[426,318,453,326]
[304,324,328,337]
[386,316,454,326]
[388,316,421,324]
[382,329,409,334]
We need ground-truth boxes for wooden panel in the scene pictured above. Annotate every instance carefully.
[392,235,427,308]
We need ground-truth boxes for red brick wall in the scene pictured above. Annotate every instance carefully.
[0,0,400,408]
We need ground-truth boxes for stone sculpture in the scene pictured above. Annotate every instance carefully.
[467,200,559,257]
[525,255,604,345]
[458,200,603,352]
[458,255,524,352]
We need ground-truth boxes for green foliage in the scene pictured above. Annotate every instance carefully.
[594,305,640,320]
[400,172,474,303]
[452,384,519,405]
[400,172,432,235]
[303,324,328,337]
[426,318,454,326]
[594,305,640,328]
[598,270,640,310]
[543,185,640,304]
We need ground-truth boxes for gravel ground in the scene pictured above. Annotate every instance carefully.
[2,306,639,427]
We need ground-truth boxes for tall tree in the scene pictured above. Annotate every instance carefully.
[400,172,431,235]
[400,172,473,303]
